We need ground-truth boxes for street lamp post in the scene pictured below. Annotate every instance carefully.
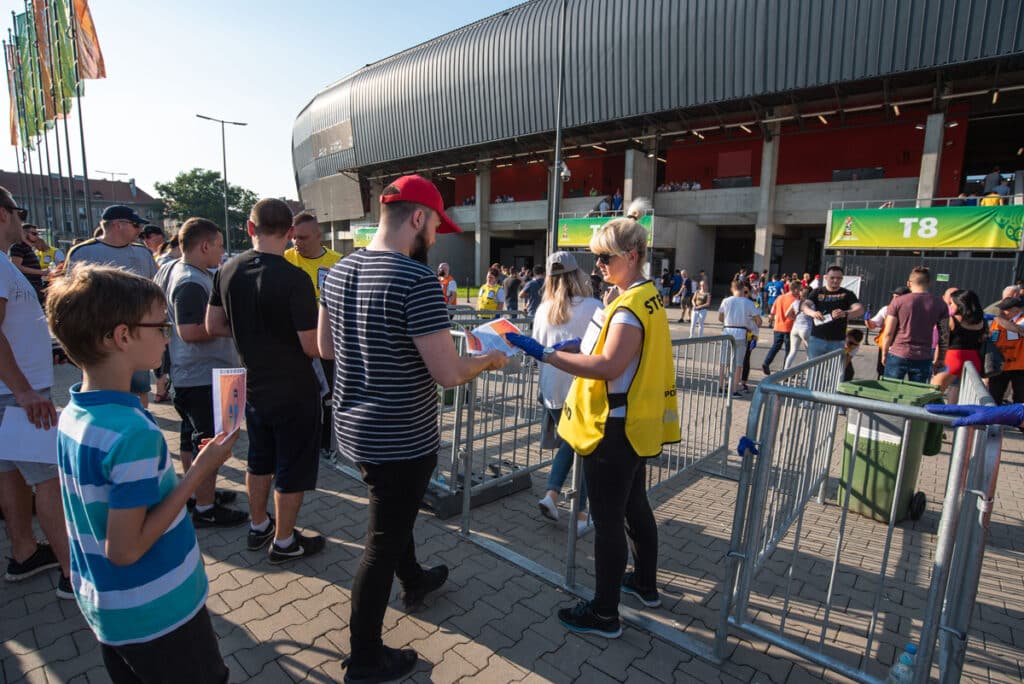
[547,0,568,259]
[196,114,247,255]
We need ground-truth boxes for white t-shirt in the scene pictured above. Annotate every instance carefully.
[790,299,813,334]
[581,281,644,418]
[0,252,53,393]
[444,279,457,301]
[719,295,760,330]
[869,305,888,328]
[534,296,603,409]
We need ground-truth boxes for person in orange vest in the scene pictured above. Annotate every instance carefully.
[987,296,1024,404]
[438,262,457,306]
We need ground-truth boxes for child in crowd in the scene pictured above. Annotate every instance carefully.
[46,265,238,684]
[844,328,864,382]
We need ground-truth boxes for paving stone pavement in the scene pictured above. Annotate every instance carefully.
[1,324,1022,683]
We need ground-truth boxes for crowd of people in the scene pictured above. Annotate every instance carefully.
[4,170,1024,683]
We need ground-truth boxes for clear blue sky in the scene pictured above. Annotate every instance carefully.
[0,0,518,200]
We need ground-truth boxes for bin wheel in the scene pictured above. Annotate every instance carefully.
[909,492,927,521]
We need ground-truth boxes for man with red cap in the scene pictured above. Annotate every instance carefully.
[318,176,507,682]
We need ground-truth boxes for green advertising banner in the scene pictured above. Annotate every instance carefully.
[556,215,654,248]
[829,206,1024,250]
[351,225,377,248]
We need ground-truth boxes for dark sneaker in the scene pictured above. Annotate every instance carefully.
[5,543,59,581]
[343,646,418,683]
[400,565,449,610]
[268,531,325,564]
[762,363,771,376]
[621,571,662,608]
[214,489,238,505]
[56,574,74,600]
[192,504,249,529]
[557,600,622,638]
[247,515,275,551]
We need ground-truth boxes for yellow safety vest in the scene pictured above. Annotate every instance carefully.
[558,280,680,457]
[284,247,342,299]
[36,246,61,269]
[478,283,501,311]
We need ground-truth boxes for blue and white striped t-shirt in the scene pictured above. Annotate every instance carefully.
[57,384,207,645]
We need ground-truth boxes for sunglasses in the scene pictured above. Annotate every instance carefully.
[135,322,173,339]
[2,204,28,221]
[595,253,617,265]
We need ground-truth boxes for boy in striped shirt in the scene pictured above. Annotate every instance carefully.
[46,265,239,683]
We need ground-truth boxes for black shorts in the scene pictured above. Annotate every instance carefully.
[100,606,228,684]
[172,385,216,455]
[245,392,321,493]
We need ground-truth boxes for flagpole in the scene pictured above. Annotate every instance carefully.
[8,29,37,222]
[23,0,57,232]
[67,0,89,230]
[50,0,77,238]
[40,0,69,240]
[11,17,43,226]
[3,39,27,206]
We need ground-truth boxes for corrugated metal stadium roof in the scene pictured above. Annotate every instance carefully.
[293,0,1024,185]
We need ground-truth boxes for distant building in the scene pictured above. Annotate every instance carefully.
[0,170,163,240]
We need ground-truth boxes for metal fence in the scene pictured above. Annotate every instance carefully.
[716,354,1003,684]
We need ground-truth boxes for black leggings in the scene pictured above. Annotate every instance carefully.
[582,419,659,617]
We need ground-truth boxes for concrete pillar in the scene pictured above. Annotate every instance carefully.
[474,163,491,284]
[753,123,781,274]
[623,148,656,207]
[369,179,383,223]
[916,111,945,206]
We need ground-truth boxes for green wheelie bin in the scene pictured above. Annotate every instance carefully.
[836,378,945,523]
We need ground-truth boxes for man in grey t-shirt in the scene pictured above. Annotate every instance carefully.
[65,205,157,405]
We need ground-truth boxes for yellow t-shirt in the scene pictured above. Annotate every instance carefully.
[284,247,342,299]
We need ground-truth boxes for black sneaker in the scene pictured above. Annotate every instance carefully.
[214,489,238,505]
[762,363,771,376]
[192,504,249,529]
[557,600,622,638]
[56,574,74,600]
[342,646,418,683]
[400,565,449,610]
[268,531,325,565]
[5,543,59,581]
[621,571,662,608]
[247,515,275,551]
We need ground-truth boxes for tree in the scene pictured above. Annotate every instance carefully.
[154,168,259,250]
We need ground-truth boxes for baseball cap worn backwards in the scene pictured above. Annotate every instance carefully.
[380,175,462,234]
[547,251,578,275]
[101,205,147,225]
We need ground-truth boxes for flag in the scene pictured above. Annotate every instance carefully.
[6,44,18,146]
[49,0,77,110]
[32,0,56,121]
[14,12,42,144]
[73,0,105,80]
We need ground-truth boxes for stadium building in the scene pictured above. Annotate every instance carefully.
[292,0,1024,305]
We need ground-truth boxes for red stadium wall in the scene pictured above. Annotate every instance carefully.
[664,137,764,187]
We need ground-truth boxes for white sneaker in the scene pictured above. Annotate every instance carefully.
[576,517,593,537]
[538,495,559,522]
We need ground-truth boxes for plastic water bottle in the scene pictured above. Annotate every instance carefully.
[886,644,917,683]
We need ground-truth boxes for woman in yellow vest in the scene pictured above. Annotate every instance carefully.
[476,268,505,318]
[507,199,679,638]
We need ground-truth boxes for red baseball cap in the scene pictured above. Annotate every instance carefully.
[380,175,462,234]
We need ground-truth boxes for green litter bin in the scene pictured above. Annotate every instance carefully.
[836,378,946,523]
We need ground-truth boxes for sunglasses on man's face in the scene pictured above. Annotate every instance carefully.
[595,253,617,265]
[2,204,28,221]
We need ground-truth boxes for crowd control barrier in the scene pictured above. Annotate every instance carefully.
[455,334,737,661]
[715,353,1003,684]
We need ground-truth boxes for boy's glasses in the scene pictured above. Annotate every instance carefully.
[135,322,173,339]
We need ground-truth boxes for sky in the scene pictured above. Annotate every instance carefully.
[0,0,517,200]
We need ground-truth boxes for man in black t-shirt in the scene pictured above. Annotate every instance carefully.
[801,264,864,358]
[9,224,46,300]
[503,267,521,313]
[318,176,507,682]
[206,198,324,564]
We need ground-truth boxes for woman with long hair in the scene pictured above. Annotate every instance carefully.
[507,199,679,638]
[689,280,710,337]
[932,289,986,393]
[534,251,603,536]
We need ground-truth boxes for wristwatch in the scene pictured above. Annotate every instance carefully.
[541,346,555,362]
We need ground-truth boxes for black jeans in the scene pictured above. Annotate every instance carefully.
[742,340,753,382]
[763,331,790,368]
[582,419,658,617]
[349,453,437,663]
[100,606,228,684]
[988,369,1024,405]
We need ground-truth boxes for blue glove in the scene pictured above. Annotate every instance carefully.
[506,332,545,361]
[925,403,1024,428]
[737,436,759,456]
[552,337,582,353]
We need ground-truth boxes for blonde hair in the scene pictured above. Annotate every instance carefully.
[543,269,593,326]
[589,198,650,260]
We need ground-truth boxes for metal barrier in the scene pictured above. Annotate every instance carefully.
[716,355,1003,684]
[456,334,737,660]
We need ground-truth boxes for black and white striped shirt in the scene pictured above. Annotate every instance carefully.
[321,249,451,464]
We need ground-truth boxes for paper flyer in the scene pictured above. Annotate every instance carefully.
[212,368,246,440]
[0,407,58,464]
[465,318,522,357]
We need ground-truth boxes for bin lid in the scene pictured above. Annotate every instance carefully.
[837,378,945,406]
